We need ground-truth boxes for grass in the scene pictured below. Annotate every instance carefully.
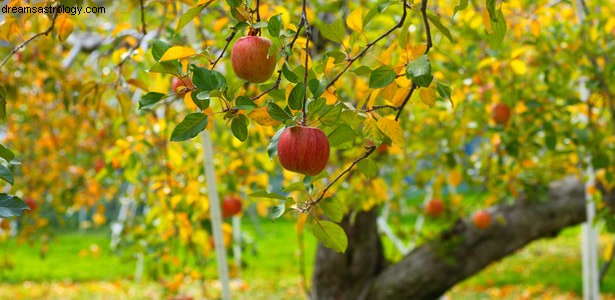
[2,216,615,299]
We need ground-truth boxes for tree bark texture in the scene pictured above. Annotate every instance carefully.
[312,176,592,300]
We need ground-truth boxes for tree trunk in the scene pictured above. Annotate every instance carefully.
[312,176,592,300]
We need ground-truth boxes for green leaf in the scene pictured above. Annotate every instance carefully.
[139,92,166,109]
[544,123,556,150]
[311,220,348,253]
[151,39,172,61]
[308,78,327,98]
[176,4,207,33]
[352,66,373,76]
[288,83,305,110]
[592,152,610,169]
[252,21,268,29]
[281,182,307,192]
[308,98,326,116]
[235,96,257,111]
[488,10,507,48]
[267,127,285,159]
[320,197,344,223]
[328,124,355,147]
[0,145,15,162]
[192,66,226,92]
[191,90,210,110]
[268,14,282,37]
[282,64,300,83]
[320,19,345,43]
[436,82,453,105]
[0,165,13,185]
[267,102,292,122]
[248,190,286,200]
[369,66,396,89]
[231,117,248,142]
[486,0,498,22]
[454,0,469,16]
[0,194,28,218]
[426,12,453,43]
[170,113,208,142]
[148,61,180,75]
[319,103,343,126]
[406,55,433,88]
[226,0,241,7]
[358,159,378,179]
[269,202,286,220]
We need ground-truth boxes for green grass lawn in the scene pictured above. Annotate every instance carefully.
[2,217,615,299]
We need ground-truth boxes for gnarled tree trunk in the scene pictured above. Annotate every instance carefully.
[311,176,597,299]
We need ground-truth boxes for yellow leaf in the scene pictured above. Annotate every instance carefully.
[126,78,148,91]
[605,236,614,261]
[160,46,197,61]
[482,9,492,34]
[509,59,527,75]
[419,87,436,107]
[184,92,197,111]
[449,170,462,187]
[296,213,308,235]
[323,87,338,105]
[346,7,363,33]
[391,88,410,107]
[57,14,74,42]
[111,22,132,36]
[381,83,397,102]
[213,17,229,32]
[248,107,281,126]
[377,118,405,148]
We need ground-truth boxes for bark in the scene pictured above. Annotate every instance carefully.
[312,176,591,300]
[311,209,386,300]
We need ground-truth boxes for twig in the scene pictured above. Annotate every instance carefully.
[0,9,60,71]
[325,0,409,90]
[300,0,310,126]
[395,83,416,121]
[256,0,261,22]
[251,6,310,101]
[115,0,148,86]
[366,105,401,112]
[309,145,377,206]
[211,30,237,69]
[395,0,431,121]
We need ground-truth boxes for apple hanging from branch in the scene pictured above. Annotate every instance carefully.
[231,36,277,83]
[277,126,330,176]
[222,196,242,218]
[425,198,444,218]
[491,103,511,125]
[472,210,491,229]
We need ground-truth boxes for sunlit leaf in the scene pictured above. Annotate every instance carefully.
[328,124,355,147]
[176,2,214,33]
[369,66,396,89]
[312,220,348,253]
[321,19,345,43]
[426,12,453,43]
[160,46,197,61]
[288,83,305,111]
[420,86,437,107]
[139,92,166,109]
[406,55,433,87]
[346,7,363,33]
[320,197,344,223]
[377,118,405,148]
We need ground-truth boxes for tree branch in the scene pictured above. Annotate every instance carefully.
[0,9,60,71]
[325,0,408,90]
[301,0,310,126]
[211,30,237,69]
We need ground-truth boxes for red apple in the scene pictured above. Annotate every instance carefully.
[425,198,444,217]
[492,103,511,125]
[277,126,330,176]
[472,210,491,229]
[231,36,277,83]
[172,77,194,94]
[222,196,242,217]
[94,159,105,173]
[24,197,37,213]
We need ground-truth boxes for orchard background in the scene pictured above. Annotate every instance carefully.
[0,0,614,299]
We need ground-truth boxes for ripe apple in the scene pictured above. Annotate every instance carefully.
[492,103,511,125]
[472,210,491,229]
[277,126,330,176]
[172,77,194,95]
[24,197,37,213]
[222,196,242,218]
[94,159,105,173]
[425,198,444,217]
[231,36,277,83]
